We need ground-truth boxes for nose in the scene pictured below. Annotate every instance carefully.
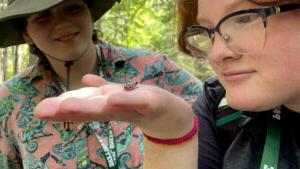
[51,6,74,29]
[208,33,241,66]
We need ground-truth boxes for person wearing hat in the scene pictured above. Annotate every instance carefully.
[0,0,202,168]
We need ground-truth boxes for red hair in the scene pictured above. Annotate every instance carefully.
[177,0,300,56]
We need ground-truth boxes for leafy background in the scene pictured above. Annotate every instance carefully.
[0,0,213,84]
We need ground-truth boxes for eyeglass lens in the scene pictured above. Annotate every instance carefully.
[186,13,267,57]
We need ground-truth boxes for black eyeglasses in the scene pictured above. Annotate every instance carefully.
[184,3,300,58]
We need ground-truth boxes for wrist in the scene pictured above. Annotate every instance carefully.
[143,114,198,145]
[141,106,194,139]
[138,92,195,139]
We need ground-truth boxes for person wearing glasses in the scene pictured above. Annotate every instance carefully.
[36,0,300,168]
[179,0,300,168]
[0,0,202,168]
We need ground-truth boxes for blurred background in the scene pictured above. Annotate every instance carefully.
[0,0,214,84]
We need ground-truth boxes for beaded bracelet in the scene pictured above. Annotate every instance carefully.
[143,115,199,145]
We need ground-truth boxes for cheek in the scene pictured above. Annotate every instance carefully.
[77,10,93,29]
[261,15,300,81]
[84,17,94,33]
[26,25,49,44]
[255,47,300,93]
[74,16,93,39]
[208,58,218,75]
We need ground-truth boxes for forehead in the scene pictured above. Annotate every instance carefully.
[196,0,259,25]
[53,0,85,8]
[28,0,85,17]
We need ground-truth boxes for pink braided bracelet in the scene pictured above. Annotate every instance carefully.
[143,115,199,145]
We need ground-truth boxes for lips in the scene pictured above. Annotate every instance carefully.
[221,69,256,81]
[222,70,256,76]
[54,32,79,41]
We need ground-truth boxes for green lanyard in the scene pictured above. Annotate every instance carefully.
[260,108,282,169]
[91,122,118,169]
[56,82,119,169]
[88,47,118,169]
[54,46,118,168]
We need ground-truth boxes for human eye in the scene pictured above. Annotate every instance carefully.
[186,26,211,51]
[65,3,85,14]
[188,26,209,37]
[234,14,260,24]
[31,11,51,23]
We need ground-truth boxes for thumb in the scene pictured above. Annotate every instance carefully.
[82,74,109,87]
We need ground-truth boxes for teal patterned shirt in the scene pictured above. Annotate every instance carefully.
[0,41,202,169]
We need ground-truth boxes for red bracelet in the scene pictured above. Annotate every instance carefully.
[143,115,198,145]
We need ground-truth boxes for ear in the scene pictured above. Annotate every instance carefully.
[22,31,34,45]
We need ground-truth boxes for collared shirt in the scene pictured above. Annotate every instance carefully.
[0,41,202,169]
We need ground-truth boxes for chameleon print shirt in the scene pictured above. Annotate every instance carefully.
[0,41,202,169]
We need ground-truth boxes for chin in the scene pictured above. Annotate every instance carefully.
[225,92,278,112]
[62,50,84,61]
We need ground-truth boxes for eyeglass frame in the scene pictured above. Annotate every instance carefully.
[184,3,300,58]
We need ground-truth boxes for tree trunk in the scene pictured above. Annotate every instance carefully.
[13,45,19,75]
[2,48,8,82]
[0,49,3,84]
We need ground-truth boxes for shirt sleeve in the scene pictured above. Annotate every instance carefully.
[0,129,22,169]
[99,42,203,103]
[162,54,202,103]
[0,86,22,169]
[193,80,224,169]
[138,53,202,103]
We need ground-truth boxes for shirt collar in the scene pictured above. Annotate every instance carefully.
[27,41,131,84]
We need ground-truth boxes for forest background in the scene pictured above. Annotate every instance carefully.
[0,0,213,84]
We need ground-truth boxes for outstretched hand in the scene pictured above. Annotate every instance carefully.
[33,74,194,139]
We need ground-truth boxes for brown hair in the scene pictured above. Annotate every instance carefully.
[177,0,300,56]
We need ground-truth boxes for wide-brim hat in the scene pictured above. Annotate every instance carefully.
[0,0,118,48]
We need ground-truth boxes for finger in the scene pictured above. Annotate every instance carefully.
[33,98,61,119]
[60,96,142,122]
[99,85,124,96]
[60,96,108,115]
[107,91,151,113]
[82,74,109,87]
[35,95,145,123]
[33,97,107,122]
[58,87,103,100]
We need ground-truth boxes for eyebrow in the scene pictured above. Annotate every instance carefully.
[196,0,248,26]
[224,0,247,13]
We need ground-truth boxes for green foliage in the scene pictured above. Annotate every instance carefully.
[1,0,214,83]
[96,0,213,80]
[6,48,14,78]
